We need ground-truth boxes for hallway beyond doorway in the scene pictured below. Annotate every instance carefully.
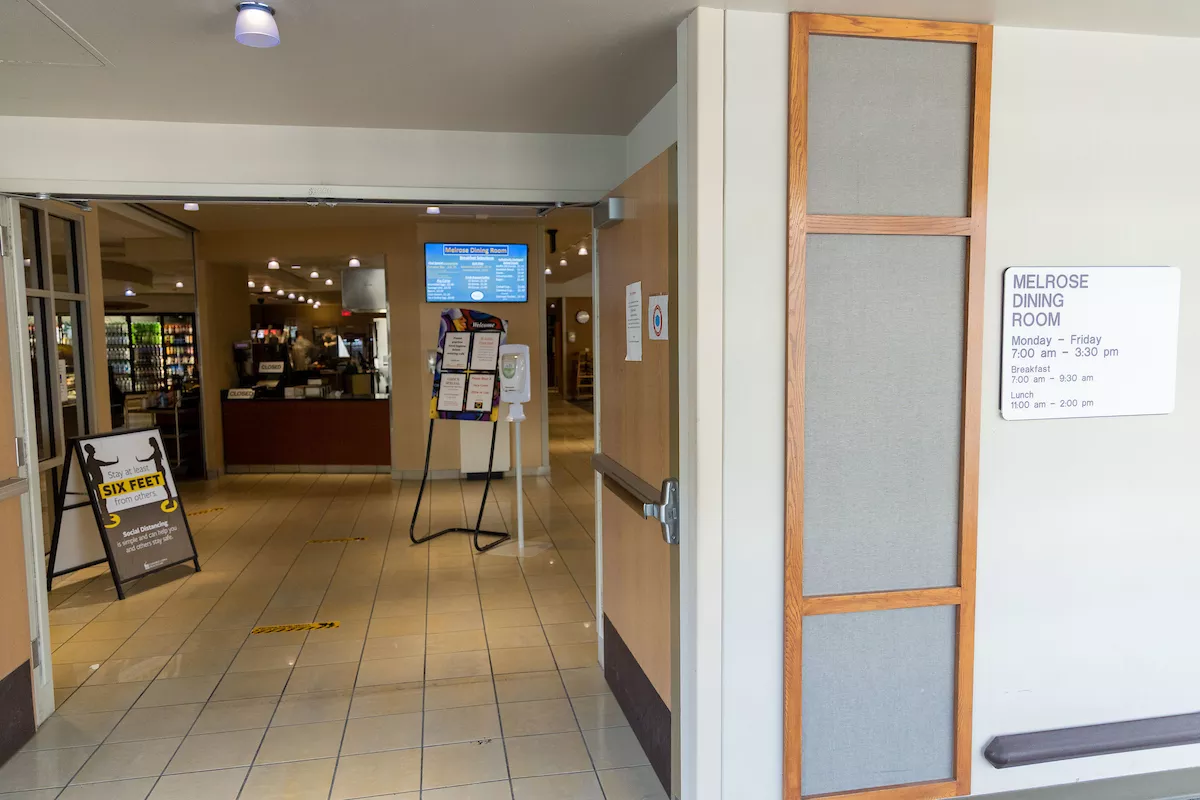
[2,399,663,799]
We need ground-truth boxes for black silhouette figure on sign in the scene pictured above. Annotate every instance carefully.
[137,437,176,510]
[82,444,118,489]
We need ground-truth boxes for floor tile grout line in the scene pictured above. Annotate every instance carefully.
[46,476,301,794]
[455,479,516,799]
[327,472,406,800]
[219,472,368,799]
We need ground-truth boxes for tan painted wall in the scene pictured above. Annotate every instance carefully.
[0,249,31,681]
[196,259,250,476]
[196,221,546,474]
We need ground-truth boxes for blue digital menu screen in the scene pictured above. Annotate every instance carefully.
[425,243,529,303]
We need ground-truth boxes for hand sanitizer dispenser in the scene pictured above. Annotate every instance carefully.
[499,344,531,422]
[498,344,530,552]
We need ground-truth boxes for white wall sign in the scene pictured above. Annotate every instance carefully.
[648,294,669,341]
[1000,267,1180,420]
[625,281,643,361]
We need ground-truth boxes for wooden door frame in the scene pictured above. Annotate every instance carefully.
[783,14,991,800]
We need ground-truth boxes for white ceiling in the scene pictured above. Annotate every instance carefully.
[3,0,1195,136]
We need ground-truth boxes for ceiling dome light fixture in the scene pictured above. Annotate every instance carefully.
[175,281,184,288]
[578,245,588,256]
[313,301,321,309]
[276,289,285,296]
[287,292,295,300]
[324,278,333,286]
[183,202,199,212]
[298,295,305,302]
[348,257,361,268]
[267,260,280,270]
[544,267,552,275]
[306,298,313,304]
[124,288,136,297]
[309,270,319,279]
[262,284,270,293]
[247,280,255,288]
[559,258,568,267]
[426,206,441,215]
[234,2,280,48]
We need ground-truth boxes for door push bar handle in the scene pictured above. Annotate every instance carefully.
[591,453,680,546]
[644,478,680,545]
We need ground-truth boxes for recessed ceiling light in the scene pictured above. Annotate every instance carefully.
[287,292,295,299]
[267,260,280,269]
[247,280,255,288]
[579,246,588,256]
[262,284,270,293]
[124,288,136,297]
[545,267,552,275]
[348,257,361,268]
[234,1,279,48]
[276,289,285,296]
[175,281,184,288]
[324,278,333,286]
[306,298,313,304]
[309,270,319,279]
[559,259,568,267]
[183,202,199,212]
[426,206,441,215]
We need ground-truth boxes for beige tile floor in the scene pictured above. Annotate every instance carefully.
[1,397,666,800]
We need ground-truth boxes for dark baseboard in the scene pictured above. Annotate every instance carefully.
[0,661,34,766]
[603,615,671,794]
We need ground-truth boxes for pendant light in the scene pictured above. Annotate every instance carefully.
[234,2,280,48]
[309,270,319,279]
[348,257,361,268]
[559,258,568,267]
[578,246,588,256]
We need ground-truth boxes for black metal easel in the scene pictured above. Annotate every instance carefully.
[409,418,510,552]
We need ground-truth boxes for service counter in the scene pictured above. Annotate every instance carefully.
[221,395,391,469]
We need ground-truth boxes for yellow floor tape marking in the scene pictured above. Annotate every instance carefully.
[307,537,367,544]
[186,506,226,517]
[251,621,340,635]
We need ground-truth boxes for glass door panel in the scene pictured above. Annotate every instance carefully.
[26,296,55,462]
[55,298,89,442]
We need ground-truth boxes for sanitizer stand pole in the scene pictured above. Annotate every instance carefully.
[514,419,524,555]
[508,402,525,555]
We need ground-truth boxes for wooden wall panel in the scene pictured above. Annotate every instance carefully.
[784,13,991,800]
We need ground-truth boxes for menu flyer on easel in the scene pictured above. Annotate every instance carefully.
[429,308,508,422]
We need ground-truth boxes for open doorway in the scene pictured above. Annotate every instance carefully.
[7,195,673,799]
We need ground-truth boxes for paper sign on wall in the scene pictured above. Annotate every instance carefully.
[1000,266,1180,420]
[626,281,643,362]
[648,294,668,341]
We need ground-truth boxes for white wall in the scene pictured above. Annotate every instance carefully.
[0,117,626,203]
[627,86,678,180]
[972,26,1200,795]
[676,8,727,800]
[721,10,787,800]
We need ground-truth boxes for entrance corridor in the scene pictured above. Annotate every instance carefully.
[0,400,665,800]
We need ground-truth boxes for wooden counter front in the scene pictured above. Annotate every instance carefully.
[222,398,390,467]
